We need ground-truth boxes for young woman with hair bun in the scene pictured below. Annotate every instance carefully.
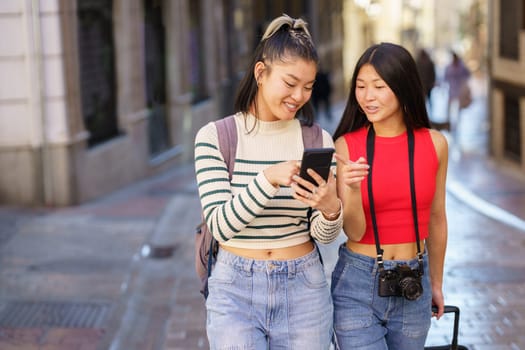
[194,14,342,349]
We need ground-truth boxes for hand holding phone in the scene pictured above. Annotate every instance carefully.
[299,148,334,191]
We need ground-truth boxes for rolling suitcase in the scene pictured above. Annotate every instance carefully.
[425,305,469,350]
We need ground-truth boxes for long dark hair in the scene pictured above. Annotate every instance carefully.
[333,42,431,140]
[234,14,319,127]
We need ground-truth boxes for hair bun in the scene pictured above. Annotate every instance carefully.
[262,13,311,41]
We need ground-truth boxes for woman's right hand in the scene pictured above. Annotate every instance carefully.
[334,154,369,190]
[263,160,301,188]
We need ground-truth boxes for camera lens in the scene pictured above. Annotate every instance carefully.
[399,277,423,301]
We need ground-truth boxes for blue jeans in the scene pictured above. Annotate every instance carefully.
[331,244,432,350]
[206,247,333,350]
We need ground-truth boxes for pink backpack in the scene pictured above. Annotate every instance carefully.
[195,115,324,298]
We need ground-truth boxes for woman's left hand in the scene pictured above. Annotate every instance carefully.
[431,288,445,319]
[291,168,340,216]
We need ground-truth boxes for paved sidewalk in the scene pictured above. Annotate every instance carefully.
[0,164,201,349]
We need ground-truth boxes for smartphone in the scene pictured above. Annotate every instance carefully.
[299,148,335,191]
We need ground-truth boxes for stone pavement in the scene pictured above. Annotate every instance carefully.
[0,165,202,349]
[1,71,525,349]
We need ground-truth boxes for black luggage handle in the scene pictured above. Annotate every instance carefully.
[427,305,463,350]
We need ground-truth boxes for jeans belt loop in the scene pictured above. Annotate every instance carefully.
[288,260,296,278]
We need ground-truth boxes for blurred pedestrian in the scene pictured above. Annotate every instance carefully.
[194,14,342,349]
[331,42,448,349]
[444,51,471,124]
[312,69,333,120]
[415,48,436,111]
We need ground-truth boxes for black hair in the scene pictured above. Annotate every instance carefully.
[234,14,319,127]
[333,42,431,140]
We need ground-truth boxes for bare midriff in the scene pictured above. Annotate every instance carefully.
[346,240,423,260]
[220,240,315,260]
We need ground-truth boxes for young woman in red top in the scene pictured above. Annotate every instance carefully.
[331,42,448,349]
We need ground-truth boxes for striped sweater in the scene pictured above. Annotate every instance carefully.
[194,112,342,250]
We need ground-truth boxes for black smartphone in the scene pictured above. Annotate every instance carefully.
[299,148,334,191]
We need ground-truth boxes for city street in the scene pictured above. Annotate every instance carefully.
[1,72,525,349]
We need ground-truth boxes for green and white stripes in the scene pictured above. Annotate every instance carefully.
[194,113,342,249]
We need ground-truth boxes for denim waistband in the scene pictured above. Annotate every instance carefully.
[216,246,320,276]
[338,243,427,273]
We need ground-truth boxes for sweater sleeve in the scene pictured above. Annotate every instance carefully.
[194,122,280,242]
[308,129,343,243]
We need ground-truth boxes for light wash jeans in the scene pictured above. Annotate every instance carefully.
[206,247,333,350]
[331,244,432,350]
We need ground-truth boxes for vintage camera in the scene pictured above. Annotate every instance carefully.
[378,264,423,301]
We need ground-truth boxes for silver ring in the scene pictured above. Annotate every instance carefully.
[312,188,317,195]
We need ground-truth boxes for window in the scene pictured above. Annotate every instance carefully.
[77,0,118,147]
[504,95,522,162]
[144,0,170,156]
[189,0,208,103]
[499,0,521,60]
[523,0,525,30]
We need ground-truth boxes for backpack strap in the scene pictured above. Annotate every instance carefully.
[215,115,238,179]
[301,122,324,149]
[200,115,238,299]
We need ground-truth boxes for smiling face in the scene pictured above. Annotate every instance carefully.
[253,57,317,122]
[355,64,404,130]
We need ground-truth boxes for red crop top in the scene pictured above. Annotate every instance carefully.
[344,127,438,244]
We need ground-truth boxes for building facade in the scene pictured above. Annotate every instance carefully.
[0,0,344,206]
[489,0,525,172]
